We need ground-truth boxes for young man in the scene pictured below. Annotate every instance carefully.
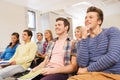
[30,32,44,68]
[68,6,120,80]
[36,32,43,55]
[31,17,77,80]
[0,29,37,80]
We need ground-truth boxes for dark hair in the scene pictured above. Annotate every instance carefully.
[87,6,104,26]
[23,29,33,39]
[37,32,43,36]
[8,32,20,48]
[56,17,70,33]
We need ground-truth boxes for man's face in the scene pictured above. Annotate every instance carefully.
[37,33,43,41]
[22,32,30,42]
[55,20,67,35]
[85,12,101,29]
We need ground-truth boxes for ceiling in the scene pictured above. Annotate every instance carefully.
[2,0,120,18]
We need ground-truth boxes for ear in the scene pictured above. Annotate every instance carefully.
[65,26,68,32]
[98,19,102,25]
[29,36,31,40]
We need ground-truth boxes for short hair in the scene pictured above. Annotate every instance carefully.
[56,17,70,33]
[76,26,82,31]
[87,6,104,26]
[37,32,43,36]
[23,29,32,39]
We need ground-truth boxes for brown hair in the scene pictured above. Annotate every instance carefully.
[45,30,53,42]
[37,32,43,36]
[87,6,104,26]
[56,17,70,33]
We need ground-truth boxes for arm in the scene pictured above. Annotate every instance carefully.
[77,39,89,67]
[32,55,48,71]
[16,43,37,64]
[57,56,77,74]
[0,51,5,60]
[10,42,37,64]
[41,56,77,75]
[87,27,120,72]
[77,27,90,67]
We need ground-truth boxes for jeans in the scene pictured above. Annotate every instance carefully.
[0,65,25,80]
[32,73,68,80]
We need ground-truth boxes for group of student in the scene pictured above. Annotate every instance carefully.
[0,6,120,80]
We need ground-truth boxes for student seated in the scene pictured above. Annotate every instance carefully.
[30,32,44,68]
[0,29,37,80]
[68,6,120,80]
[0,32,20,61]
[25,17,77,80]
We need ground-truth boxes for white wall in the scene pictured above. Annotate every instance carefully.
[102,13,120,29]
[0,1,27,50]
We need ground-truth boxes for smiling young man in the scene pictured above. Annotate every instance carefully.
[0,29,37,80]
[31,17,77,80]
[68,6,120,80]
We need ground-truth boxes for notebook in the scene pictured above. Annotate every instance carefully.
[17,68,43,80]
[0,61,10,65]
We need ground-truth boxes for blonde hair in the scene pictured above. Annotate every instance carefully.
[76,26,82,30]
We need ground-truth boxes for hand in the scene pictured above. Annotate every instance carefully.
[10,60,16,65]
[41,68,57,76]
[81,27,90,39]
[31,67,37,72]
[77,67,88,74]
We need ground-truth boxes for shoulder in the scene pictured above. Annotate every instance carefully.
[29,41,37,47]
[103,27,120,36]
[105,27,120,33]
[15,43,20,47]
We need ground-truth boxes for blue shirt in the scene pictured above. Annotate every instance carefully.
[0,43,19,60]
[77,27,120,74]
[36,41,43,54]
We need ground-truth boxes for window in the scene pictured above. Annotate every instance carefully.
[28,10,36,41]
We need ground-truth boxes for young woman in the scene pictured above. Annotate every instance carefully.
[71,26,82,55]
[0,32,20,61]
[42,29,53,54]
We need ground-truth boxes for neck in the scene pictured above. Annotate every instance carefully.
[24,40,31,44]
[90,25,102,38]
[47,38,51,42]
[10,43,15,47]
[38,40,42,42]
[76,38,81,41]
[58,32,68,40]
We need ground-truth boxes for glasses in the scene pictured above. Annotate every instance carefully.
[37,35,42,36]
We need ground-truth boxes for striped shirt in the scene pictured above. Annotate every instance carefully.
[77,27,120,74]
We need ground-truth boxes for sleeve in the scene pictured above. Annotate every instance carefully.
[0,47,8,59]
[77,39,89,67]
[15,42,37,64]
[71,40,77,56]
[0,51,5,59]
[87,27,120,72]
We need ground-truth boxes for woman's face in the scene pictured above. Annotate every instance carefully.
[11,35,18,43]
[75,29,82,40]
[44,31,51,39]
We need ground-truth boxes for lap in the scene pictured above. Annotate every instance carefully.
[0,65,25,78]
[68,72,120,80]
[41,74,68,80]
[32,73,68,80]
